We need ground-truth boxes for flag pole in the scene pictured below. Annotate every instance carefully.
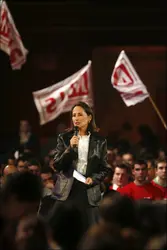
[148,94,167,130]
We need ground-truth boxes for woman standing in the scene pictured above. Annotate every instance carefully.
[52,101,109,229]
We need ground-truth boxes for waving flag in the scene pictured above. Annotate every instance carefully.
[33,61,93,125]
[111,50,149,106]
[0,1,28,69]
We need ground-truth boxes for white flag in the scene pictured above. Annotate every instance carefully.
[33,61,93,125]
[0,1,28,69]
[111,50,149,106]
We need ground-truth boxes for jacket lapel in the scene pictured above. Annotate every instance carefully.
[86,133,99,174]
[87,134,97,160]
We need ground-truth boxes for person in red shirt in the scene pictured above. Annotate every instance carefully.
[118,159,164,200]
[152,158,167,199]
[109,164,130,191]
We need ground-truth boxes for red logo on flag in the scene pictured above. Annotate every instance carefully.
[0,1,28,69]
[112,64,134,87]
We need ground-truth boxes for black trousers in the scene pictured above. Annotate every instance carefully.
[39,180,100,231]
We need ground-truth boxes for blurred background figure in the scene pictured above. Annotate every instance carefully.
[0,164,18,188]
[107,145,116,170]
[26,158,41,176]
[3,164,18,176]
[7,154,16,166]
[15,215,49,250]
[157,147,167,159]
[14,120,40,158]
[0,172,42,221]
[48,201,85,250]
[145,156,156,182]
[135,124,160,158]
[121,152,134,167]
[16,156,28,173]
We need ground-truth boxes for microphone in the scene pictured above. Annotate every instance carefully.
[74,126,79,136]
[73,126,79,149]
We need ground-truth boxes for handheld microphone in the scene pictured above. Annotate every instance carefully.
[74,126,79,136]
[73,126,79,149]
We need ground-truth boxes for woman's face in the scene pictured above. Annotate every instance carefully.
[72,106,91,131]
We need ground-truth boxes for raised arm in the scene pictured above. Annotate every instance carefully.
[53,134,77,172]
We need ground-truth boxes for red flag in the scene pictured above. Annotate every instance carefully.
[33,61,93,125]
[0,1,28,69]
[111,50,149,106]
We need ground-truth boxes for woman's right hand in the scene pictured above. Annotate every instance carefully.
[70,135,79,148]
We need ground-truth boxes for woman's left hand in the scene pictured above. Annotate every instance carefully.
[85,177,93,185]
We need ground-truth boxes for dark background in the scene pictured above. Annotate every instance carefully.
[1,1,167,153]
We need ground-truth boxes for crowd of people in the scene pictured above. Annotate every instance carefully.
[0,102,167,250]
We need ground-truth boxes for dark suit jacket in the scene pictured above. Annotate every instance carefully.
[53,130,109,206]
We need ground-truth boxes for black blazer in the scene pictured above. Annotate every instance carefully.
[53,130,109,205]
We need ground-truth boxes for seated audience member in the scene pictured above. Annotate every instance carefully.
[3,164,18,177]
[7,155,16,166]
[157,147,167,159]
[26,158,41,176]
[109,164,130,191]
[99,192,138,230]
[145,233,167,250]
[41,166,54,190]
[145,156,156,181]
[40,166,54,197]
[118,159,164,200]
[47,201,85,250]
[121,152,134,166]
[114,151,123,166]
[0,164,18,188]
[14,120,40,157]
[38,167,55,217]
[79,222,141,250]
[15,215,49,250]
[135,124,160,157]
[0,172,42,221]
[107,146,116,170]
[48,150,57,173]
[26,160,55,218]
[136,200,167,238]
[152,158,167,198]
[16,156,28,172]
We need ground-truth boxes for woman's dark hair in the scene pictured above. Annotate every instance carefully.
[71,101,98,132]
